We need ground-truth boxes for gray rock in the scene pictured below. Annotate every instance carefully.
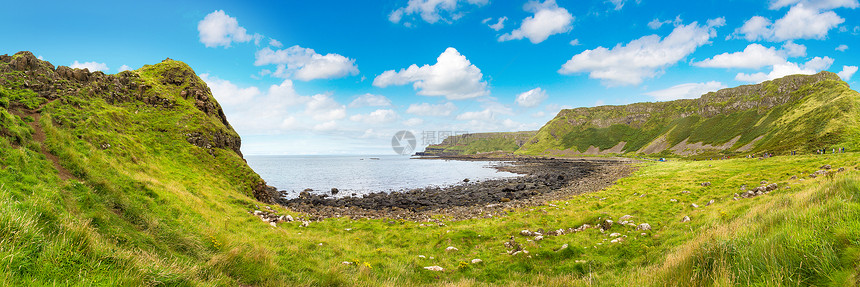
[681,216,691,222]
[637,223,652,231]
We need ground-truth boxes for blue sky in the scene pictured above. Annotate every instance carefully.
[2,0,858,155]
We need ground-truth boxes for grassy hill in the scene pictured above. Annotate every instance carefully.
[516,71,860,158]
[417,131,537,156]
[2,51,860,286]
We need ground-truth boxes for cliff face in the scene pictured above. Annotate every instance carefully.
[518,71,859,156]
[0,51,275,201]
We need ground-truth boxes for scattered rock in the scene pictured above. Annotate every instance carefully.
[618,215,633,221]
[706,199,714,206]
[821,164,832,170]
[463,178,470,183]
[610,237,624,243]
[471,259,483,264]
[637,223,651,231]
[424,266,444,271]
[534,235,544,241]
[342,261,352,265]
[670,199,678,203]
[760,180,768,185]
[301,221,310,227]
[691,203,699,208]
[269,222,277,227]
[701,182,711,187]
[681,190,690,194]
[600,219,614,231]
[609,233,621,237]
[331,188,339,195]
[445,246,459,252]
[418,255,426,259]
[681,216,690,222]
[557,244,569,251]
[838,167,845,172]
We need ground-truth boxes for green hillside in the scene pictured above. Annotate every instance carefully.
[517,72,860,157]
[418,131,536,156]
[2,51,860,286]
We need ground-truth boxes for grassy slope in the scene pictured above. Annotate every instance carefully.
[422,131,537,155]
[2,54,860,286]
[518,72,860,157]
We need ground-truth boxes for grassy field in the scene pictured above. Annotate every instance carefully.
[2,54,860,286]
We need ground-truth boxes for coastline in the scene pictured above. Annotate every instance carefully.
[276,155,639,221]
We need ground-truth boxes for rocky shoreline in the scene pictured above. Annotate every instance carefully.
[275,156,638,221]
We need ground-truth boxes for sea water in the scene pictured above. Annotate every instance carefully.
[245,155,521,199]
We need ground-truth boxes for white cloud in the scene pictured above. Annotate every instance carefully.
[769,0,858,10]
[559,21,716,86]
[313,121,338,131]
[837,65,858,80]
[406,102,457,116]
[269,38,283,48]
[707,17,727,28]
[389,0,489,25]
[118,65,132,72]
[607,0,639,10]
[515,87,548,107]
[735,57,833,82]
[736,16,773,41]
[70,61,108,72]
[306,94,347,121]
[694,44,788,69]
[736,4,846,41]
[403,118,425,126]
[499,0,573,44]
[350,109,399,124]
[373,47,488,100]
[782,41,807,57]
[531,111,546,118]
[200,73,262,106]
[645,81,727,101]
[836,44,849,51]
[456,101,513,120]
[569,39,580,46]
[349,94,392,107]
[255,46,359,81]
[488,16,507,31]
[198,10,261,48]
[648,16,684,30]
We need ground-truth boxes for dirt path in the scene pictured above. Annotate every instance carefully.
[11,101,75,181]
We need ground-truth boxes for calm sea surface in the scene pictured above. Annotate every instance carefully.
[245,155,521,198]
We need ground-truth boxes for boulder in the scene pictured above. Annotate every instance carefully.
[821,164,832,170]
[637,223,652,231]
[331,188,339,195]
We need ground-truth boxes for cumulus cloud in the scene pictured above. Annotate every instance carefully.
[373,47,488,100]
[306,94,347,121]
[559,21,717,86]
[200,73,262,106]
[782,41,807,56]
[389,0,488,25]
[769,0,858,10]
[349,94,392,107]
[607,0,639,10]
[837,65,858,80]
[735,56,833,82]
[269,38,283,48]
[403,118,425,126]
[455,101,513,121]
[836,44,849,51]
[645,81,727,101]
[70,61,108,72]
[569,39,580,46]
[350,109,399,124]
[118,65,132,72]
[487,16,507,31]
[693,44,789,69]
[515,87,548,107]
[255,46,359,81]
[406,102,457,116]
[198,10,262,48]
[735,4,847,41]
[498,0,573,44]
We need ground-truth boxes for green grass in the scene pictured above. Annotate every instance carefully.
[2,55,860,286]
